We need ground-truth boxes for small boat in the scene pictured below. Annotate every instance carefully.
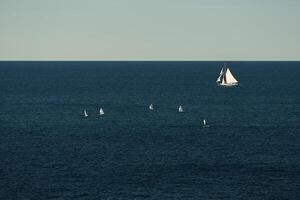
[203,119,210,128]
[178,105,183,112]
[216,64,238,86]
[149,104,154,110]
[99,108,104,115]
[84,110,88,117]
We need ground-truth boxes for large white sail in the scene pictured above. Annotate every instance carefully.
[225,68,238,84]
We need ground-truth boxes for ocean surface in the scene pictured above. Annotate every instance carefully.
[0,61,300,200]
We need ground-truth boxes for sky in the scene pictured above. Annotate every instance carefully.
[0,0,299,60]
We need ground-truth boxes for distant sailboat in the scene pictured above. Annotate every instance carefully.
[216,64,238,86]
[84,110,88,117]
[203,119,210,128]
[178,105,183,112]
[149,104,154,110]
[99,108,104,115]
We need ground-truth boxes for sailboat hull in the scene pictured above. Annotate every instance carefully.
[218,83,238,86]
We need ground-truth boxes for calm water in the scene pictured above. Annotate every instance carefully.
[0,61,300,199]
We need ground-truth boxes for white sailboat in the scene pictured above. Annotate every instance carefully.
[149,104,154,110]
[84,110,88,117]
[216,64,238,86]
[203,119,210,128]
[99,108,104,115]
[178,105,183,112]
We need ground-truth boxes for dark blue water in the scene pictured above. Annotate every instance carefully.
[1,61,300,199]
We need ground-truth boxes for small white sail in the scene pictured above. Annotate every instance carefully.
[203,119,210,127]
[149,104,154,110]
[99,108,104,115]
[84,110,88,117]
[216,67,225,83]
[178,105,183,112]
[221,75,226,85]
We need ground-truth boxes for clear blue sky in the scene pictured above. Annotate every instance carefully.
[0,0,299,60]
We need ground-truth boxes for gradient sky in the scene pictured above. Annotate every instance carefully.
[0,0,299,60]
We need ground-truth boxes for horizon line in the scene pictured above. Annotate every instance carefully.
[0,59,300,62]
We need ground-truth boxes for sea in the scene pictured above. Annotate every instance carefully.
[0,61,299,199]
